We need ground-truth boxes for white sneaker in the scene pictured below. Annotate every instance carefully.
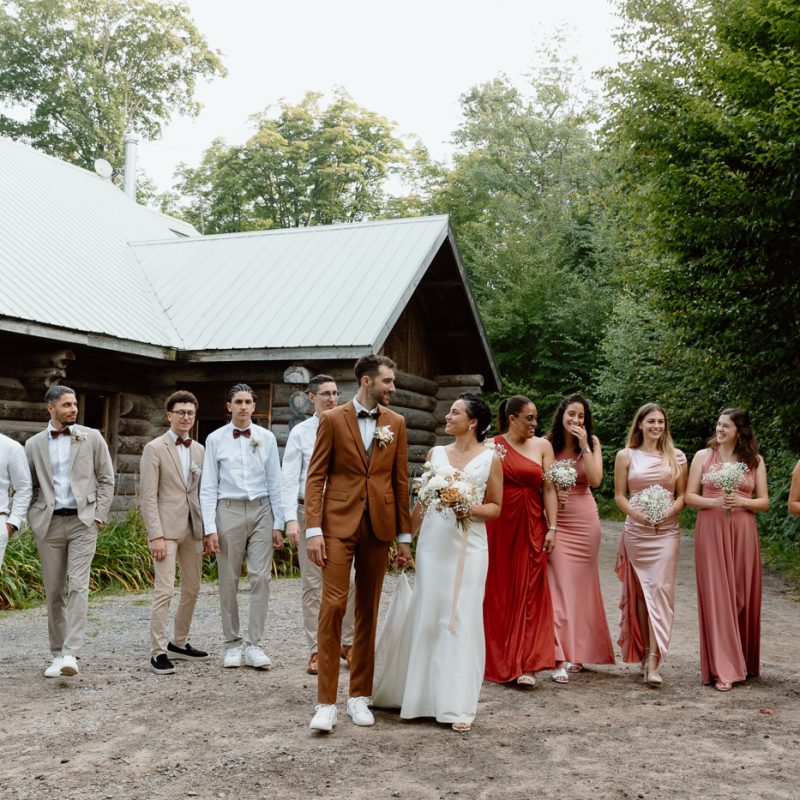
[244,644,271,670]
[60,654,79,676]
[346,696,374,726]
[223,646,242,668]
[309,703,337,732]
[44,656,63,678]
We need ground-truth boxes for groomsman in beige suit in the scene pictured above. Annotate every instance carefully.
[139,390,210,675]
[26,385,114,678]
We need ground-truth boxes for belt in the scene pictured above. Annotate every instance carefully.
[52,508,78,517]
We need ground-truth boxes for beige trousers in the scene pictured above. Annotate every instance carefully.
[36,514,97,656]
[216,497,274,648]
[149,532,203,657]
[297,506,355,654]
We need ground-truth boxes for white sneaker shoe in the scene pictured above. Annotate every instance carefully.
[244,644,271,670]
[44,656,63,678]
[346,696,374,726]
[60,654,79,676]
[223,646,242,668]
[310,703,337,732]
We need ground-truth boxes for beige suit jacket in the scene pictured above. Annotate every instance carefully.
[304,401,411,542]
[25,425,115,536]
[138,432,204,542]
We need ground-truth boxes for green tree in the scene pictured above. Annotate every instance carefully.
[433,53,612,415]
[0,0,225,169]
[175,90,413,233]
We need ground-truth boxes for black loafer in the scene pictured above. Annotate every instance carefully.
[167,641,209,661]
[150,654,176,675]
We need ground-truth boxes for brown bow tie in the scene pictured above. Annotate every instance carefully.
[176,437,192,448]
[51,427,71,438]
[233,428,251,439]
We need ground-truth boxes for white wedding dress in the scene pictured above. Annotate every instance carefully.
[373,445,492,725]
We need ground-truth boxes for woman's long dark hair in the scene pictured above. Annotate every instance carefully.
[497,395,533,435]
[547,393,594,455]
[458,393,492,443]
[707,407,760,470]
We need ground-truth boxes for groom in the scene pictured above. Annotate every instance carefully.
[305,354,412,731]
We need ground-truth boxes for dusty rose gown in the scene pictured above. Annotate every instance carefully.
[484,436,554,682]
[615,448,686,666]
[547,449,615,666]
[694,449,761,686]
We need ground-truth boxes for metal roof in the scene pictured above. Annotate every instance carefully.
[0,136,196,348]
[129,216,451,351]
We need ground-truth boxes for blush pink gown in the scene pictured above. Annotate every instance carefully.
[615,448,686,666]
[547,449,615,666]
[694,449,761,685]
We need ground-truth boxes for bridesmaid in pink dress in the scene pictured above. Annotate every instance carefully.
[545,394,614,683]
[788,459,800,516]
[614,403,687,686]
[685,408,768,692]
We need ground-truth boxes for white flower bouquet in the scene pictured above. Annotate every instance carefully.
[544,459,578,490]
[630,484,674,531]
[190,463,202,476]
[703,461,749,516]
[415,462,480,532]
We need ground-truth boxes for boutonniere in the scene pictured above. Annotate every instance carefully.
[71,429,87,443]
[374,425,394,448]
[190,463,202,476]
[250,438,262,452]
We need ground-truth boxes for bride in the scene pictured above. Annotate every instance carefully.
[372,393,502,731]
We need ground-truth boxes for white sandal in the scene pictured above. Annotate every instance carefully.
[551,667,569,684]
[515,673,536,686]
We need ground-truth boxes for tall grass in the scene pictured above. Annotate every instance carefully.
[0,509,301,611]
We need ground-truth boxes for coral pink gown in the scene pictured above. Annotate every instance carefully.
[615,448,686,666]
[484,436,554,682]
[694,449,761,685]
[547,449,615,666]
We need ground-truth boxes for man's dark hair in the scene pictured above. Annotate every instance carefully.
[226,383,256,403]
[308,374,336,394]
[166,390,199,412]
[44,385,76,404]
[354,354,396,383]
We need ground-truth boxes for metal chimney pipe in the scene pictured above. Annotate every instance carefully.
[123,133,138,199]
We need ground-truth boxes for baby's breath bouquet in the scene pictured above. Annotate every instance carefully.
[415,462,480,532]
[630,484,674,532]
[703,461,749,516]
[544,459,578,508]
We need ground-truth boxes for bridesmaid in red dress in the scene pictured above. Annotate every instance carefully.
[614,403,687,687]
[685,408,768,692]
[484,395,558,686]
[545,394,615,683]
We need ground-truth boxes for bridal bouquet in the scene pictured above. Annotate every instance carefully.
[630,484,674,532]
[703,461,749,516]
[415,462,480,532]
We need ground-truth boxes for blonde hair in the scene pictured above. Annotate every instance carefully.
[625,403,681,481]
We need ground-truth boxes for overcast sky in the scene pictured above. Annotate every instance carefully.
[138,0,622,192]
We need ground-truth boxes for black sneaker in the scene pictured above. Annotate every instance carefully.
[167,641,209,661]
[150,654,176,675]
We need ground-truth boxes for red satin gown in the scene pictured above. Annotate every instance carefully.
[484,436,555,682]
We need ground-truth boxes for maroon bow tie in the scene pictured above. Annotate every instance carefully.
[357,410,379,419]
[176,437,192,448]
[51,427,71,438]
[233,428,251,439]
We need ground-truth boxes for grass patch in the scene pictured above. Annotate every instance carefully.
[0,509,301,611]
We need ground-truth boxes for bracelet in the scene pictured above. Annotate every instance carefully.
[548,526,557,532]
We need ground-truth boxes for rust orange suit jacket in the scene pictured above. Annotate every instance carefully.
[304,401,411,541]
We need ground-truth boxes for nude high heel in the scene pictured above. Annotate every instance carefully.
[644,653,662,686]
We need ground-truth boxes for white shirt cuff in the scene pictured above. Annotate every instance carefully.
[396,533,412,544]
[305,527,323,539]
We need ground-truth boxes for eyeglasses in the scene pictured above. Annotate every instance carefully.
[315,391,340,398]
[169,410,196,418]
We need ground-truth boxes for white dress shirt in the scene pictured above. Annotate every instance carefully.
[200,422,284,533]
[166,429,191,485]
[281,414,319,524]
[0,433,33,529]
[352,396,377,450]
[47,423,77,510]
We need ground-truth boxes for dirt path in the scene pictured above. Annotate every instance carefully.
[2,522,799,800]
